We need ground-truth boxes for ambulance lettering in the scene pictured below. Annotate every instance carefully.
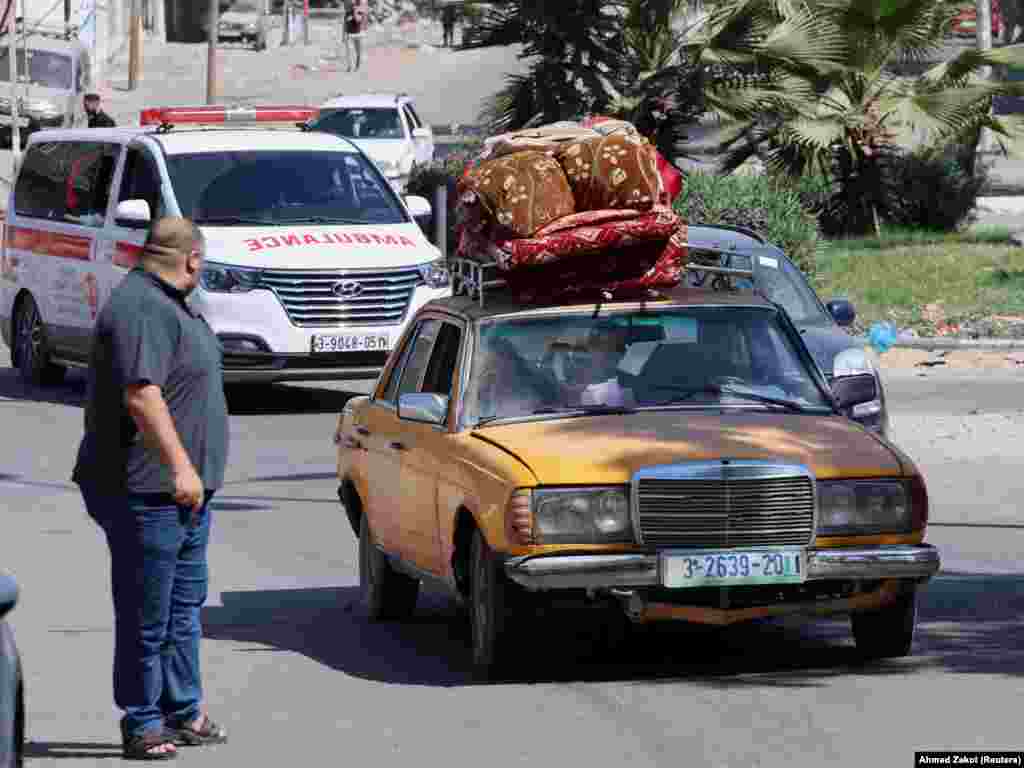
[243,232,418,252]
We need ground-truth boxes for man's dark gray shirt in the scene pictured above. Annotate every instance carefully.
[72,268,229,494]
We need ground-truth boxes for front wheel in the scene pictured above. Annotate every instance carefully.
[358,510,419,621]
[469,529,515,679]
[851,588,918,660]
[14,295,65,387]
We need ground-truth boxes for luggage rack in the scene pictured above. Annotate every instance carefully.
[448,253,756,309]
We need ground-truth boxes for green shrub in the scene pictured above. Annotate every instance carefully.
[887,150,988,232]
[404,148,478,257]
[673,172,821,276]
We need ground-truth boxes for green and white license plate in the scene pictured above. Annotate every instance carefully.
[660,549,806,588]
[311,333,390,353]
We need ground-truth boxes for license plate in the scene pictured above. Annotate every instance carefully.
[311,333,390,353]
[660,549,806,588]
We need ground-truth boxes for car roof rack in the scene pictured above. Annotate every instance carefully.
[449,253,755,309]
[3,18,80,41]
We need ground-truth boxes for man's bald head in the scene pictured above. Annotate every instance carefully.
[141,216,205,293]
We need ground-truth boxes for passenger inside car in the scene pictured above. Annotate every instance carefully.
[475,337,562,420]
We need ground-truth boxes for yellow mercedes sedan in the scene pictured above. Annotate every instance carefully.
[334,260,939,679]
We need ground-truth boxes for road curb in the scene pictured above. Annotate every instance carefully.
[888,337,1024,351]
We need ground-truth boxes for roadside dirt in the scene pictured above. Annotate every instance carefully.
[878,348,1024,369]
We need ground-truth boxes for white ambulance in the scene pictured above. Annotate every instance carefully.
[0,105,451,386]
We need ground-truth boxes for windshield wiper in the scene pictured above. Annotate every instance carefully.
[281,216,368,225]
[193,215,274,225]
[473,404,635,427]
[653,384,811,412]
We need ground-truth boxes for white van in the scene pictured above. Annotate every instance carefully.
[0,105,451,386]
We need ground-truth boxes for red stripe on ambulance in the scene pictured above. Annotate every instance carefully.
[114,242,144,268]
[8,226,92,261]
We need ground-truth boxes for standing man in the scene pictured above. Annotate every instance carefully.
[441,3,456,47]
[72,217,229,760]
[345,0,369,70]
[83,93,116,127]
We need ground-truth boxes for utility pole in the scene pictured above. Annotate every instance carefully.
[206,0,219,103]
[8,3,19,175]
[128,0,142,89]
[64,0,70,37]
[303,0,309,44]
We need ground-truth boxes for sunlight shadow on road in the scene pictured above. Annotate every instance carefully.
[200,576,1024,688]
[0,366,85,408]
[22,741,123,759]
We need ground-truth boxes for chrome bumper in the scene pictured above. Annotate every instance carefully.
[504,545,941,591]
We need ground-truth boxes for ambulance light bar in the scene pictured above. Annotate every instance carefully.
[139,105,319,127]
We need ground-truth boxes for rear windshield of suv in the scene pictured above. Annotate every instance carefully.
[165,149,409,226]
[313,108,405,140]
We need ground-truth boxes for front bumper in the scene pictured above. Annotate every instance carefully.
[221,349,387,384]
[504,545,941,591]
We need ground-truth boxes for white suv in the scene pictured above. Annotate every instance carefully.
[311,93,435,192]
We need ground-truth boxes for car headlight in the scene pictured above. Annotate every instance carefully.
[418,260,450,288]
[200,262,262,293]
[533,487,633,544]
[817,480,911,536]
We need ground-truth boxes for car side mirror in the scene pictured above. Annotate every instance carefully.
[0,572,19,620]
[115,199,151,229]
[411,127,431,139]
[826,297,856,327]
[404,195,432,224]
[397,392,449,426]
[832,373,878,411]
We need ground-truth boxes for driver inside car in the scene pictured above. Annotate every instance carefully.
[476,337,562,420]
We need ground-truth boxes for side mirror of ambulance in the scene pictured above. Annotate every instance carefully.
[115,199,152,229]
[404,195,432,220]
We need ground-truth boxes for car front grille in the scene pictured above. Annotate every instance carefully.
[259,267,421,327]
[634,466,815,548]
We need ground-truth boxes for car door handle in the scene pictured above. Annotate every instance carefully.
[389,441,407,451]
[355,426,370,436]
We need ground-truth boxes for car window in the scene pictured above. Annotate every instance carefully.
[397,319,441,398]
[14,142,69,220]
[406,103,424,128]
[64,143,120,227]
[165,150,406,225]
[0,48,73,89]
[421,323,462,396]
[313,108,405,140]
[379,322,422,404]
[118,147,166,220]
[464,307,832,425]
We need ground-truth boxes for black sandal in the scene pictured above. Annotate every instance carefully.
[122,729,178,761]
[169,714,228,746]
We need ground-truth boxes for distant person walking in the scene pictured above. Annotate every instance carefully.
[72,217,230,760]
[441,4,456,47]
[83,93,116,127]
[345,0,369,70]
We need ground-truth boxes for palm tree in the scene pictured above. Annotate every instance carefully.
[676,0,1024,232]
[466,1,631,133]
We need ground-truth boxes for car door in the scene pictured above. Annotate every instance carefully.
[403,103,433,166]
[361,317,441,559]
[100,144,168,301]
[393,318,463,576]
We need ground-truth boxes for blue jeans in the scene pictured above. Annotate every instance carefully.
[81,486,214,739]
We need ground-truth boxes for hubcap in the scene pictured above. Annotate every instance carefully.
[16,301,42,368]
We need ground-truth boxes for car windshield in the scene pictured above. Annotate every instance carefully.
[464,307,834,426]
[313,108,405,140]
[687,249,827,326]
[166,150,408,225]
[0,49,73,89]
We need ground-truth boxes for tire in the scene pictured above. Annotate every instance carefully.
[13,677,24,768]
[851,587,918,660]
[358,510,419,621]
[13,295,66,388]
[468,529,514,680]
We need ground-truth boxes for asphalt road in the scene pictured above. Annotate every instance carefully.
[1,354,1022,767]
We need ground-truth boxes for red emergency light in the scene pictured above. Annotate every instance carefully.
[139,105,320,127]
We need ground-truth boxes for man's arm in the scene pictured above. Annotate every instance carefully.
[125,384,203,510]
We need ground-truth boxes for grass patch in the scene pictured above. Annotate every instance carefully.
[815,241,1024,329]
[825,224,1014,252]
